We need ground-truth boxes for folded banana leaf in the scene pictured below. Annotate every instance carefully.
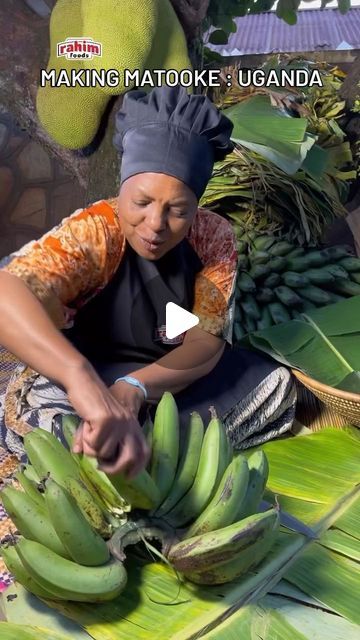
[245,295,360,393]
[224,96,316,175]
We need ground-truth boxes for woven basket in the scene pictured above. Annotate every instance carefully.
[292,370,360,427]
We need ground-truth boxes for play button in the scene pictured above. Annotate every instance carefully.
[165,302,199,340]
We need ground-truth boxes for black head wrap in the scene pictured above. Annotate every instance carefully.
[113,85,234,200]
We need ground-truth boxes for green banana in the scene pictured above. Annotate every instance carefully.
[248,263,270,281]
[15,538,127,602]
[298,285,332,305]
[44,477,110,566]
[155,411,204,517]
[237,272,256,293]
[0,486,70,558]
[268,302,291,324]
[109,468,160,511]
[257,305,273,330]
[268,241,294,257]
[274,286,302,307]
[78,453,129,515]
[185,454,250,538]
[256,288,274,304]
[304,250,328,268]
[24,429,81,487]
[234,322,246,341]
[234,305,242,323]
[240,294,261,320]
[183,511,280,585]
[14,470,44,510]
[237,255,249,271]
[302,268,335,285]
[61,414,81,448]
[236,450,269,520]
[150,392,180,506]
[325,264,349,280]
[65,476,112,538]
[1,544,57,600]
[263,272,281,288]
[282,271,310,288]
[167,507,279,573]
[327,278,360,296]
[321,246,352,261]
[165,409,229,528]
[250,250,269,265]
[267,256,287,272]
[243,315,257,333]
[287,247,305,258]
[350,272,360,284]
[252,235,276,251]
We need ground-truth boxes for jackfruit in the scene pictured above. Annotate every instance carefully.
[36,0,110,149]
[142,0,192,84]
[82,0,160,95]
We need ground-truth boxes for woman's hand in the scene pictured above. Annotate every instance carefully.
[65,366,150,478]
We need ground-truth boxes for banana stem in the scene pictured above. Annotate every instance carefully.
[108,518,175,562]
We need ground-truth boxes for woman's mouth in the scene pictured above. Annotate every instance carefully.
[138,235,165,252]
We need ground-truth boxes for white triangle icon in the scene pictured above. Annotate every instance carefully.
[165,302,199,340]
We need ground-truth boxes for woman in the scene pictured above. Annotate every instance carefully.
[0,86,296,479]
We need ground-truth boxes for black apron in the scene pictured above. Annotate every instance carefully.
[64,237,282,431]
[64,237,203,380]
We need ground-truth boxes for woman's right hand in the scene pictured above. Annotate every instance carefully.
[65,364,150,478]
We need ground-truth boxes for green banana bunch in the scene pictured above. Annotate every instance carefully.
[167,507,279,576]
[0,486,70,558]
[184,454,249,538]
[164,409,230,528]
[15,538,127,602]
[155,411,204,517]
[44,477,110,566]
[150,391,180,506]
[233,234,360,339]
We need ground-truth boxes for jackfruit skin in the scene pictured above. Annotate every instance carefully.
[36,0,110,149]
[120,0,192,95]
[82,0,160,95]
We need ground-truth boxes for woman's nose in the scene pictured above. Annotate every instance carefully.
[146,206,167,232]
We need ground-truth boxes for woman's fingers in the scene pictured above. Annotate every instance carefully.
[72,422,84,454]
[98,433,147,477]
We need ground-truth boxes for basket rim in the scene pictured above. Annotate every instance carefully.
[291,369,360,403]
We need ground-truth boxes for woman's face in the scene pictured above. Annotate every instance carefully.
[117,173,198,260]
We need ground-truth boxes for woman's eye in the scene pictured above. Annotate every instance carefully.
[134,201,149,207]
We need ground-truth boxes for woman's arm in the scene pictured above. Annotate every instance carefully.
[123,326,226,403]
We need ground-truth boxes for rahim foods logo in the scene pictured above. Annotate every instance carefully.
[57,37,102,59]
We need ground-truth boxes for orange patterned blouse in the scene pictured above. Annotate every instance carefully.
[1,198,238,343]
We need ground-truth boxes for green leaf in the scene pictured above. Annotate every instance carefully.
[224,96,316,174]
[285,544,360,625]
[0,622,74,640]
[248,296,360,389]
[208,29,229,45]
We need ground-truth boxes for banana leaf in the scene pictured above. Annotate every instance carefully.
[245,295,360,392]
[4,428,359,640]
[224,96,316,175]
[0,622,74,639]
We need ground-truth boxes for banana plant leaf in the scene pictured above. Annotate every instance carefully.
[0,622,74,639]
[245,295,360,392]
[224,96,316,175]
[5,427,359,640]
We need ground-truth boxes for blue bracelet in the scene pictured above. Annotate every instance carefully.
[114,375,148,400]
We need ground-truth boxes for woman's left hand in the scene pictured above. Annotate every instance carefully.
[108,380,145,416]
